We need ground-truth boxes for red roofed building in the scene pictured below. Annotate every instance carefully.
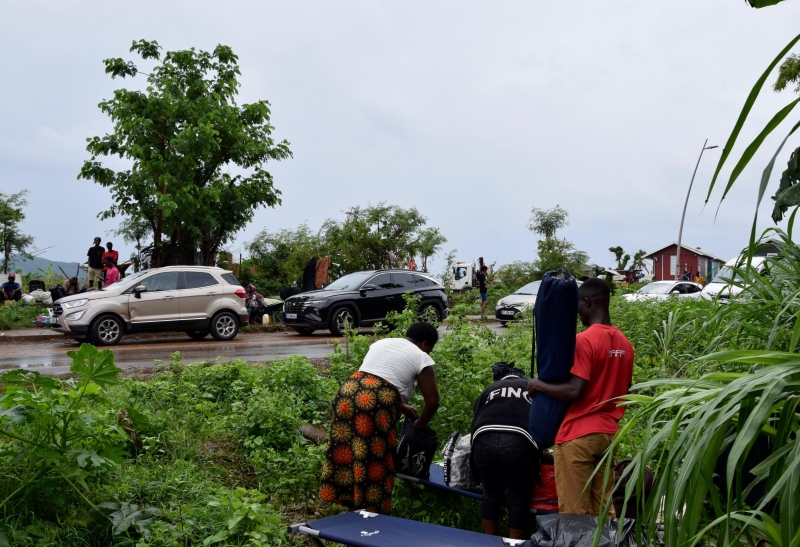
[645,243,727,281]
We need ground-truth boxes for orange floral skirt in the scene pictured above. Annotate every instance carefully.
[320,371,399,514]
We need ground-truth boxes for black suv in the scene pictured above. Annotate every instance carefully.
[283,269,449,336]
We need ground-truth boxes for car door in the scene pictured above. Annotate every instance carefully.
[180,271,222,329]
[392,272,423,313]
[356,273,394,322]
[127,271,181,328]
[680,283,703,299]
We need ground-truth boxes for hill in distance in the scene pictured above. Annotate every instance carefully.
[7,255,86,279]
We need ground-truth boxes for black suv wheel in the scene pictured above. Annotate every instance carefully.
[210,311,239,341]
[329,306,356,336]
[91,315,124,346]
[419,303,443,323]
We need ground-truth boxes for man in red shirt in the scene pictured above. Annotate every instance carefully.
[527,278,633,515]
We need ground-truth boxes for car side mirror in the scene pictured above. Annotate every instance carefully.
[134,285,146,299]
[360,284,376,295]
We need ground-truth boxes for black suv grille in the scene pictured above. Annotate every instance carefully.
[284,300,304,314]
[53,303,63,317]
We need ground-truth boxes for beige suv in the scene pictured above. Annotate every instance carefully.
[51,266,249,346]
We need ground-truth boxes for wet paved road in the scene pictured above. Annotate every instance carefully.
[1,321,504,376]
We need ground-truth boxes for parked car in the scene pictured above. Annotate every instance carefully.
[50,266,248,346]
[283,269,448,336]
[495,281,541,325]
[623,281,703,302]
[701,256,768,302]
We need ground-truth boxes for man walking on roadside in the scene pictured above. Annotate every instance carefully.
[527,278,633,516]
[87,237,104,289]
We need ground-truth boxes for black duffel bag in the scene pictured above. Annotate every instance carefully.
[394,416,438,480]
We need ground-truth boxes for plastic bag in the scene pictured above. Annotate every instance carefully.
[442,432,481,491]
[532,514,636,547]
[394,417,438,480]
[530,452,558,512]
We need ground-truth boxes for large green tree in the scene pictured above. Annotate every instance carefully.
[79,40,292,267]
[0,190,35,272]
[246,203,445,290]
[321,203,431,272]
[527,205,588,276]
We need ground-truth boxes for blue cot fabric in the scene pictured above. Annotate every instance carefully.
[528,270,579,449]
[306,511,533,546]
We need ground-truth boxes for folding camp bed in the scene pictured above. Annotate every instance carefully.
[289,509,533,547]
[397,462,558,515]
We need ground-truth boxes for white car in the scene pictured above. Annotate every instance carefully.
[494,279,583,325]
[494,281,541,325]
[701,257,767,302]
[623,281,703,302]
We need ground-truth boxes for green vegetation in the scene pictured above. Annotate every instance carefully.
[0,301,48,330]
[1,189,35,273]
[2,226,799,544]
[243,203,447,294]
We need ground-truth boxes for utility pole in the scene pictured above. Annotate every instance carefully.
[676,140,718,280]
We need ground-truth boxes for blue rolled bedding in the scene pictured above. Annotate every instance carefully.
[528,270,579,449]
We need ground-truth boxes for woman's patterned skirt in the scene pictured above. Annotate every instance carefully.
[320,371,400,514]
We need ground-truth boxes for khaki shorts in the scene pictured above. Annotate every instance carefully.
[87,267,104,282]
[553,434,617,516]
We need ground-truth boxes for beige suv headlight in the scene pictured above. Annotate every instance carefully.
[63,299,89,309]
[66,310,87,321]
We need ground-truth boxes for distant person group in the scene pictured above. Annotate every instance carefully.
[86,237,120,289]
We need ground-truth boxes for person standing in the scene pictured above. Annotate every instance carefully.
[320,322,441,514]
[477,265,489,319]
[103,242,119,278]
[87,237,105,289]
[245,284,265,324]
[470,363,536,540]
[103,258,120,287]
[527,279,634,516]
[1,273,22,303]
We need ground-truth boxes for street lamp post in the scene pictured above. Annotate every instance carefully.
[676,140,718,280]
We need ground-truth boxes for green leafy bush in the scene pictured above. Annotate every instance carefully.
[0,301,47,330]
[0,344,134,515]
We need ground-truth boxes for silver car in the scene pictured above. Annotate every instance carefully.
[50,266,249,346]
[495,281,541,325]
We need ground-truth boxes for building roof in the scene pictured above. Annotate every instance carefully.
[645,243,727,263]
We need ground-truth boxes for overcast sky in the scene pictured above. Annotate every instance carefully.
[2,1,800,275]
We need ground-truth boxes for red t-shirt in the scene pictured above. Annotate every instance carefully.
[555,324,634,445]
[102,250,119,270]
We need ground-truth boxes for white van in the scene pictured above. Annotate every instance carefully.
[701,256,768,302]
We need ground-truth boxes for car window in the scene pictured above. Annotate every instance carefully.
[673,284,690,294]
[413,274,439,288]
[139,272,179,292]
[367,273,394,290]
[185,271,219,289]
[685,283,701,293]
[221,273,240,285]
[393,273,421,290]
[453,266,468,280]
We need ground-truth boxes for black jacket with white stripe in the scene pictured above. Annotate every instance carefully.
[470,376,536,449]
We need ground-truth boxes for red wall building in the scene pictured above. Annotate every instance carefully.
[646,243,726,281]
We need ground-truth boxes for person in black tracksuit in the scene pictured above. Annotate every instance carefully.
[470,363,538,540]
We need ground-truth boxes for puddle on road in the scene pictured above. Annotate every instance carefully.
[0,359,62,370]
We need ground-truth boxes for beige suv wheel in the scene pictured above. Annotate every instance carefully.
[91,314,124,346]
[210,311,239,341]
